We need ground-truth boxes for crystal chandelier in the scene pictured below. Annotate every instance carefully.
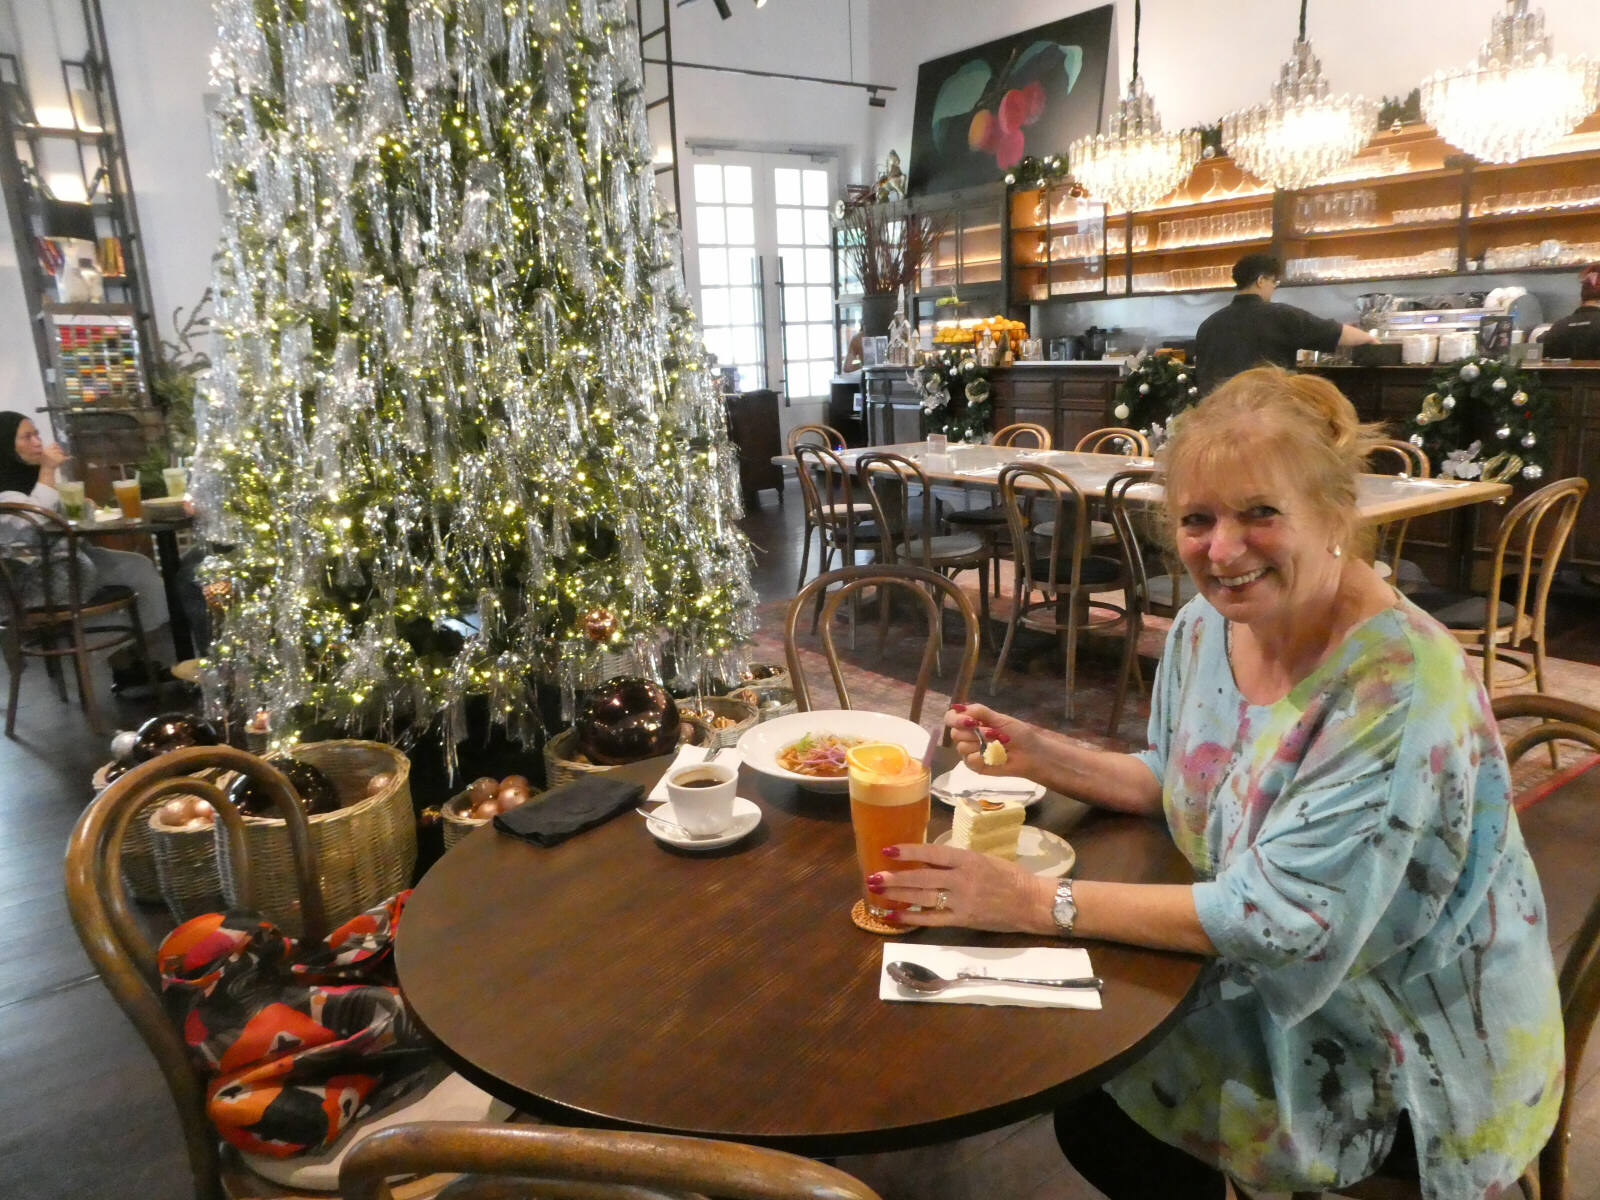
[1221,0,1376,191]
[1421,0,1599,165]
[1068,1,1199,213]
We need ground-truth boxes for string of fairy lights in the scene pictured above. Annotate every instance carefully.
[194,0,758,759]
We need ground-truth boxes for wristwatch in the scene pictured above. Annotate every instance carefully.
[1051,878,1077,936]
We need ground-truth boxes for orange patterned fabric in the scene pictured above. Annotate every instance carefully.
[157,892,432,1157]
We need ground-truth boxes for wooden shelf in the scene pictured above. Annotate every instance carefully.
[1130,236,1271,257]
[1284,220,1462,240]
[1466,205,1600,226]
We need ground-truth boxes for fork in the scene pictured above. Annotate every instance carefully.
[704,745,724,762]
[933,786,1036,800]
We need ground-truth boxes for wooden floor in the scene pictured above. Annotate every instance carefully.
[2,485,1597,1199]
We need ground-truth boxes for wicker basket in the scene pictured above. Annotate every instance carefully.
[215,740,416,937]
[440,782,546,851]
[677,696,758,749]
[725,685,798,722]
[94,762,165,904]
[729,663,791,698]
[150,807,226,922]
[543,715,711,789]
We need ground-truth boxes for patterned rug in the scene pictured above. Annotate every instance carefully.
[748,567,1600,789]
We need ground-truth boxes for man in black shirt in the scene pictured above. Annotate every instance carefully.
[1195,254,1376,394]
[1539,263,1600,359]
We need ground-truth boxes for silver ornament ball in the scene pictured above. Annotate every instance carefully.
[1138,383,1150,395]
[1188,386,1199,396]
[1521,433,1536,448]
[1496,426,1512,440]
[1459,363,1480,382]
[1512,391,1528,406]
[1491,376,1507,392]
[1441,395,1456,410]
[1408,434,1425,447]
[1523,464,1543,481]
[1113,402,1130,420]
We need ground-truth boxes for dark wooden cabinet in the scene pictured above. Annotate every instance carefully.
[723,389,785,507]
[862,363,1124,451]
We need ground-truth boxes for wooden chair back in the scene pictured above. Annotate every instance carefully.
[1492,693,1600,1200]
[784,563,978,729]
[1286,695,1600,1200]
[993,422,1052,449]
[786,423,847,454]
[853,451,934,566]
[1366,440,1431,578]
[339,1121,884,1200]
[1103,469,1159,612]
[64,746,328,1200]
[1482,477,1587,655]
[997,462,1095,596]
[1074,427,1150,456]
[792,444,851,530]
[0,500,95,614]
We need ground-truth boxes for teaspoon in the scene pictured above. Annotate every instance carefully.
[635,806,717,839]
[887,960,1103,993]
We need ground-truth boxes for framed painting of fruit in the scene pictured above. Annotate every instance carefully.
[907,5,1113,196]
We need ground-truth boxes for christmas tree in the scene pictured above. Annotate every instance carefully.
[194,0,757,758]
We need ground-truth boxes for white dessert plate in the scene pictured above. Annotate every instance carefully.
[644,797,761,850]
[932,760,1045,807]
[934,827,1075,877]
[736,709,929,794]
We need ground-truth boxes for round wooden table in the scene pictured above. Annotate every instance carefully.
[396,751,1204,1156]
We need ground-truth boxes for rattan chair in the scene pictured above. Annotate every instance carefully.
[992,462,1130,722]
[854,451,990,650]
[1277,694,1600,1200]
[1368,438,1432,590]
[1409,477,1587,703]
[946,422,1053,598]
[1074,427,1151,456]
[1,499,158,735]
[340,1121,884,1200]
[785,563,979,731]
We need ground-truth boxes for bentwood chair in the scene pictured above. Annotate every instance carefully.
[1074,426,1151,456]
[947,422,1053,598]
[785,563,979,732]
[854,451,990,650]
[340,1121,884,1200]
[792,443,874,593]
[790,426,855,588]
[1410,477,1588,706]
[1102,468,1169,735]
[992,462,1130,722]
[0,500,158,735]
[1281,694,1600,1200]
[1367,438,1432,590]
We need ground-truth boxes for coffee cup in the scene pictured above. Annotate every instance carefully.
[664,760,738,836]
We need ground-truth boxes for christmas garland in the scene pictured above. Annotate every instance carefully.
[1003,154,1070,190]
[1112,354,1201,446]
[911,348,994,443]
[1407,357,1553,484]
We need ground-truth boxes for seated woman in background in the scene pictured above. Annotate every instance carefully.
[0,410,176,689]
[873,368,1563,1198]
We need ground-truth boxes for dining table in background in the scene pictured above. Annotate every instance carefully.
[774,441,1513,591]
[66,508,199,660]
[396,747,1204,1157]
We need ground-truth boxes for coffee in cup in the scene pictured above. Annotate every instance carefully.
[664,760,738,836]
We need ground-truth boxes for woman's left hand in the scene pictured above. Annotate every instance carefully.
[873,840,1055,933]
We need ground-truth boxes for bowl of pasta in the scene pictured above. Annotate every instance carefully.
[735,709,930,793]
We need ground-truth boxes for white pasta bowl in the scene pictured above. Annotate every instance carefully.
[735,709,931,793]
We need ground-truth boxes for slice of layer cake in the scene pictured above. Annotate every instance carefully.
[950,796,1026,860]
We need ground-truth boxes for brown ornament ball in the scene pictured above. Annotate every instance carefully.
[365,772,394,797]
[575,676,680,765]
[466,777,498,804]
[581,607,619,642]
[133,712,221,762]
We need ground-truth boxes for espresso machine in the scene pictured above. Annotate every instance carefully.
[1367,288,1544,363]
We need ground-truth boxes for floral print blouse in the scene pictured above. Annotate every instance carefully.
[1107,595,1563,1198]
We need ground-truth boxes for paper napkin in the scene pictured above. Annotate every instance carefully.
[647,744,745,802]
[879,941,1100,1010]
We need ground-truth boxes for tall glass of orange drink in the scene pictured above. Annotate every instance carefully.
[846,742,930,918]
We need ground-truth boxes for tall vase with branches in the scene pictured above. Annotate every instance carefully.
[840,202,947,341]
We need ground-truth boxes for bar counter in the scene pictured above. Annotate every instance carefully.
[862,359,1600,575]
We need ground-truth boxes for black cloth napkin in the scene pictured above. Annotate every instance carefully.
[492,774,644,847]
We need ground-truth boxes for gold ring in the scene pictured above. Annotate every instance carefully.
[935,889,950,911]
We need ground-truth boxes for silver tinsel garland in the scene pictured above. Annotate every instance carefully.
[194,0,758,765]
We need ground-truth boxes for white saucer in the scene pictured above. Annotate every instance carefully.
[645,796,762,850]
[934,826,1075,877]
[933,760,1045,807]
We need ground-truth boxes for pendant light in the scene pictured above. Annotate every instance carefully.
[1421,0,1599,165]
[1068,0,1200,214]
[1221,0,1377,190]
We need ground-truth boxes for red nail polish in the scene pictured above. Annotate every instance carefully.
[884,910,901,923]
[950,702,967,712]
[961,717,978,728]
[994,732,1012,744]
[881,845,900,859]
[867,878,884,894]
